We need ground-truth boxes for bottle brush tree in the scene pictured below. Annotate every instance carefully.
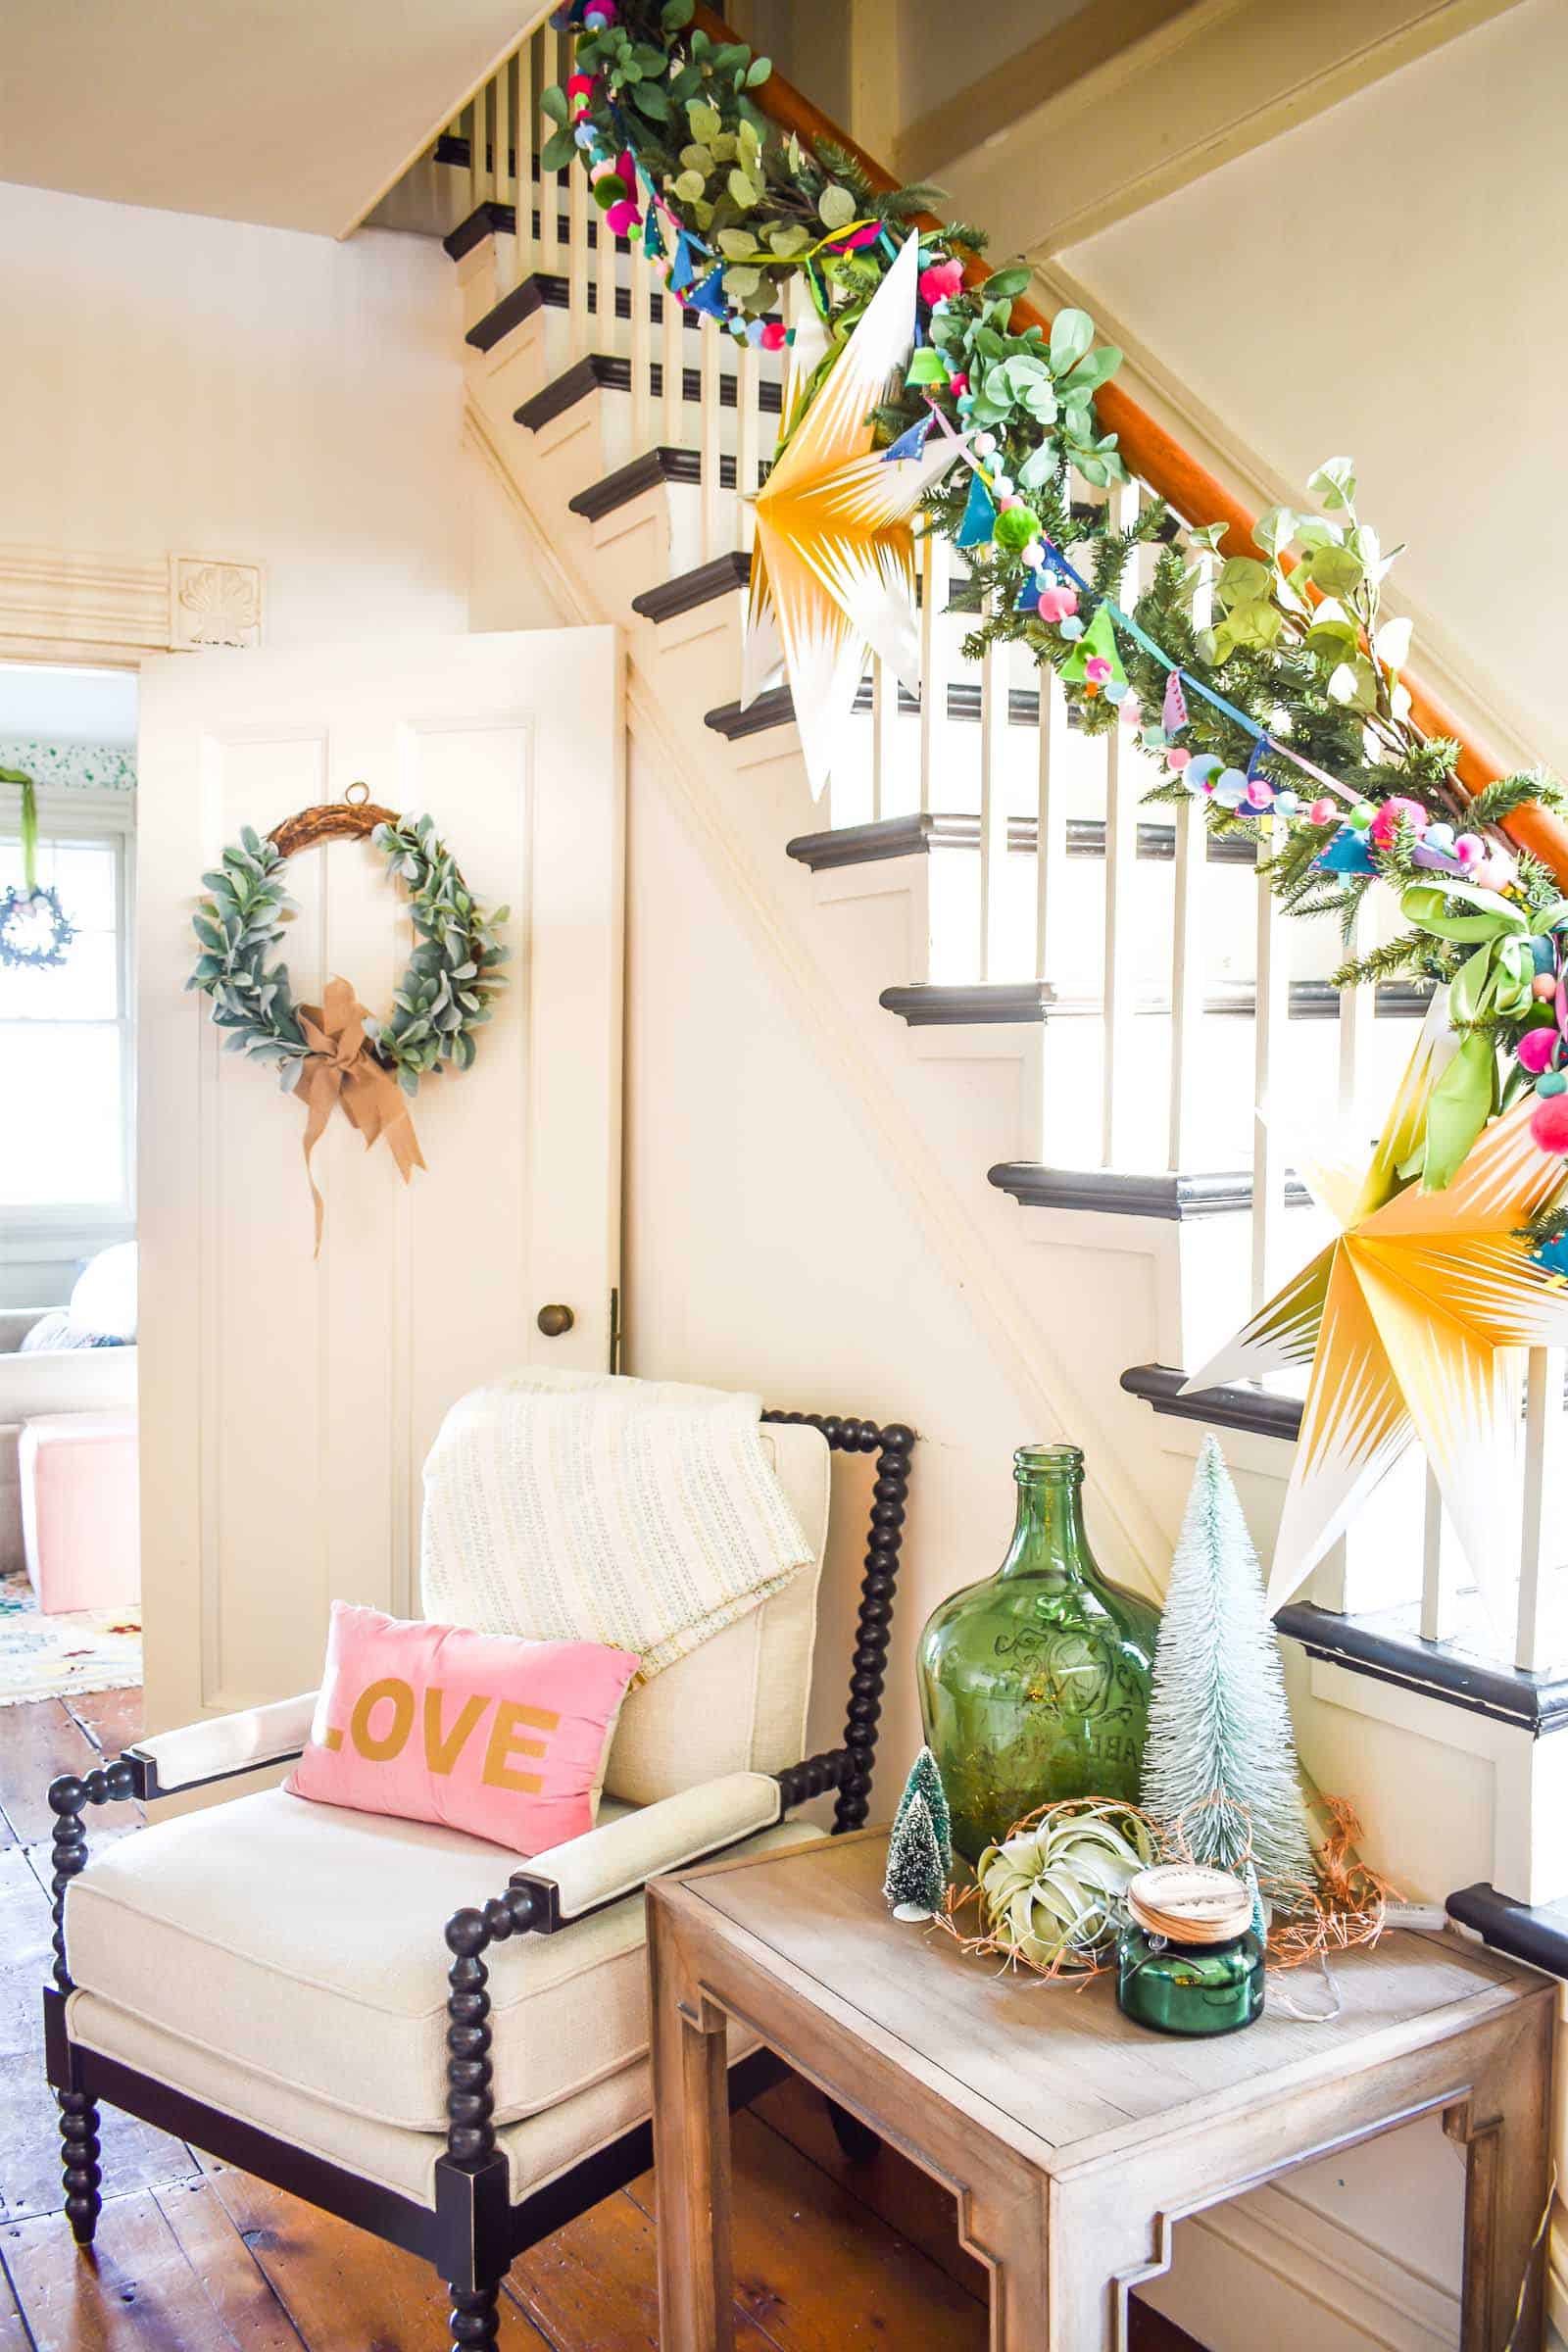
[1141,1436,1314,1894]
[883,1791,947,1920]
[894,1745,954,1880]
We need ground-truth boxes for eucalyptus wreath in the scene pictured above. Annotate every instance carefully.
[185,815,509,1093]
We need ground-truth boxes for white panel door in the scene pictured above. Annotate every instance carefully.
[136,629,623,1732]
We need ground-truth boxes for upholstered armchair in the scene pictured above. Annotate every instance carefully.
[42,1408,911,2351]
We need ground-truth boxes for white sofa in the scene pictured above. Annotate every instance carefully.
[0,1309,137,1579]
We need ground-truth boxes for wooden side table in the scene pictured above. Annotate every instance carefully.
[650,1830,1554,2351]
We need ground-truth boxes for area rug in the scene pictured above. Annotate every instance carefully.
[0,1567,142,1706]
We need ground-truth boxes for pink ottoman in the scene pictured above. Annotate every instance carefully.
[19,1411,140,1615]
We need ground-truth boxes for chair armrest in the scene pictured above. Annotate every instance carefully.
[514,1771,784,1927]
[127,1690,319,1798]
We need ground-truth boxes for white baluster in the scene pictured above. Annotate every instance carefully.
[1034,661,1069,988]
[469,82,488,220]
[538,31,562,277]
[1101,480,1142,1167]
[1339,890,1372,1118]
[979,626,1007,980]
[567,140,591,361]
[870,658,897,823]
[1251,811,1290,1307]
[660,267,684,447]
[1167,792,1202,1168]
[596,146,619,368]
[734,338,761,549]
[494,61,514,294]
[1418,1465,1456,1643]
[1518,1348,1563,1671]
[699,320,722,562]
[513,47,533,285]
[917,534,950,817]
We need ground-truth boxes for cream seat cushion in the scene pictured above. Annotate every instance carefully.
[603,1422,831,1803]
[65,1785,817,2135]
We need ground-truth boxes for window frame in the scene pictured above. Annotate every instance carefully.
[0,781,136,1261]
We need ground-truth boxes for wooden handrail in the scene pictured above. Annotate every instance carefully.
[694,5,1568,882]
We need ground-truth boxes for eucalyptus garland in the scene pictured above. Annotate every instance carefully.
[547,0,1568,1216]
[185,816,509,1093]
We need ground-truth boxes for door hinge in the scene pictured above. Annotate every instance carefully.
[609,1284,622,1375]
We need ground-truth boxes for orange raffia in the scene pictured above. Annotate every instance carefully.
[691,5,1568,886]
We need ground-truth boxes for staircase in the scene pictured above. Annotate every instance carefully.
[369,18,1568,1918]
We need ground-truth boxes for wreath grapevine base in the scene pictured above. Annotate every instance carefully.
[186,791,509,1248]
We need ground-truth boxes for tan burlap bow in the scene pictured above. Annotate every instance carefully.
[295,977,426,1252]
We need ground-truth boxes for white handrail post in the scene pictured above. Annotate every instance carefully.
[1167,792,1202,1169]
[735,337,761,550]
[1034,661,1069,990]
[1100,479,1141,1169]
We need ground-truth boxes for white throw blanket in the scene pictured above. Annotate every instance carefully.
[420,1368,815,1679]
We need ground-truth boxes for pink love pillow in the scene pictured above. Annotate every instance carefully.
[287,1601,639,1856]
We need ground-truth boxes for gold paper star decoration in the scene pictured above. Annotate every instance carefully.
[742,231,958,798]
[1187,1011,1568,1612]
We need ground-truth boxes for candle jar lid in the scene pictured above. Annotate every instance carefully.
[1126,1864,1253,1945]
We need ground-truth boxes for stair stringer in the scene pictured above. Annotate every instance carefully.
[462,384,1198,1595]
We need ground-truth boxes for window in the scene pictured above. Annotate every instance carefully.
[0,795,134,1223]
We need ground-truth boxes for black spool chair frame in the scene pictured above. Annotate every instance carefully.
[43,1409,913,2350]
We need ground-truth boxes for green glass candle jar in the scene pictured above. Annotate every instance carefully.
[1116,1865,1264,2037]
[916,1444,1158,1864]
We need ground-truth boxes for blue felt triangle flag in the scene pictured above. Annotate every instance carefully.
[1315,825,1377,875]
[955,469,998,549]
[881,416,933,464]
[669,231,699,294]
[685,268,730,322]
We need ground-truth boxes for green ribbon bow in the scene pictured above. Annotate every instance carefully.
[1400,880,1568,1188]
[0,766,39,897]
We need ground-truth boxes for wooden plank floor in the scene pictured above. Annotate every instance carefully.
[0,1690,1205,2350]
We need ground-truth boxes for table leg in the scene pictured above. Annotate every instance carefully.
[650,1898,735,2352]
[962,2176,1054,2352]
[1446,2001,1554,2351]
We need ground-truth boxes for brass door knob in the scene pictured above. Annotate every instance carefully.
[536,1303,575,1338]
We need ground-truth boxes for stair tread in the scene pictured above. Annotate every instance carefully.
[786,811,1256,866]
[466,269,708,354]
[631,553,753,622]
[1281,1602,1568,1729]
[881,979,1430,1022]
[878,982,1054,1025]
[1120,1361,1303,1439]
[566,446,766,522]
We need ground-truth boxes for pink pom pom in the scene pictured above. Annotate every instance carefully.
[1531,1094,1568,1153]
[973,432,998,458]
[998,494,1020,513]
[605,200,639,236]
[567,73,595,98]
[947,371,968,396]
[760,319,787,352]
[1085,656,1112,685]
[1475,852,1515,892]
[1117,696,1143,729]
[1369,795,1429,850]
[1245,778,1276,810]
[1533,971,1559,1002]
[919,258,965,306]
[1518,1028,1560,1075]
[1307,797,1338,827]
[1035,585,1077,624]
[1167,747,1192,772]
[1455,833,1485,866]
[583,0,615,24]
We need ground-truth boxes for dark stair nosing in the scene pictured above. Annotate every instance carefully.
[466,271,704,355]
[987,1166,1312,1218]
[878,983,1055,1026]
[444,199,631,265]
[1277,1603,1568,1736]
[567,447,766,523]
[1446,1885,1568,1973]
[785,811,1257,869]
[1120,1362,1304,1441]
[514,354,784,433]
[631,554,753,623]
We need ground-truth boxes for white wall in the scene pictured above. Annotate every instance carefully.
[1055,0,1568,775]
[0,181,469,647]
[622,740,1050,1778]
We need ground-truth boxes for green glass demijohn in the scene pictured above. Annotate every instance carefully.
[916,1444,1158,1864]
